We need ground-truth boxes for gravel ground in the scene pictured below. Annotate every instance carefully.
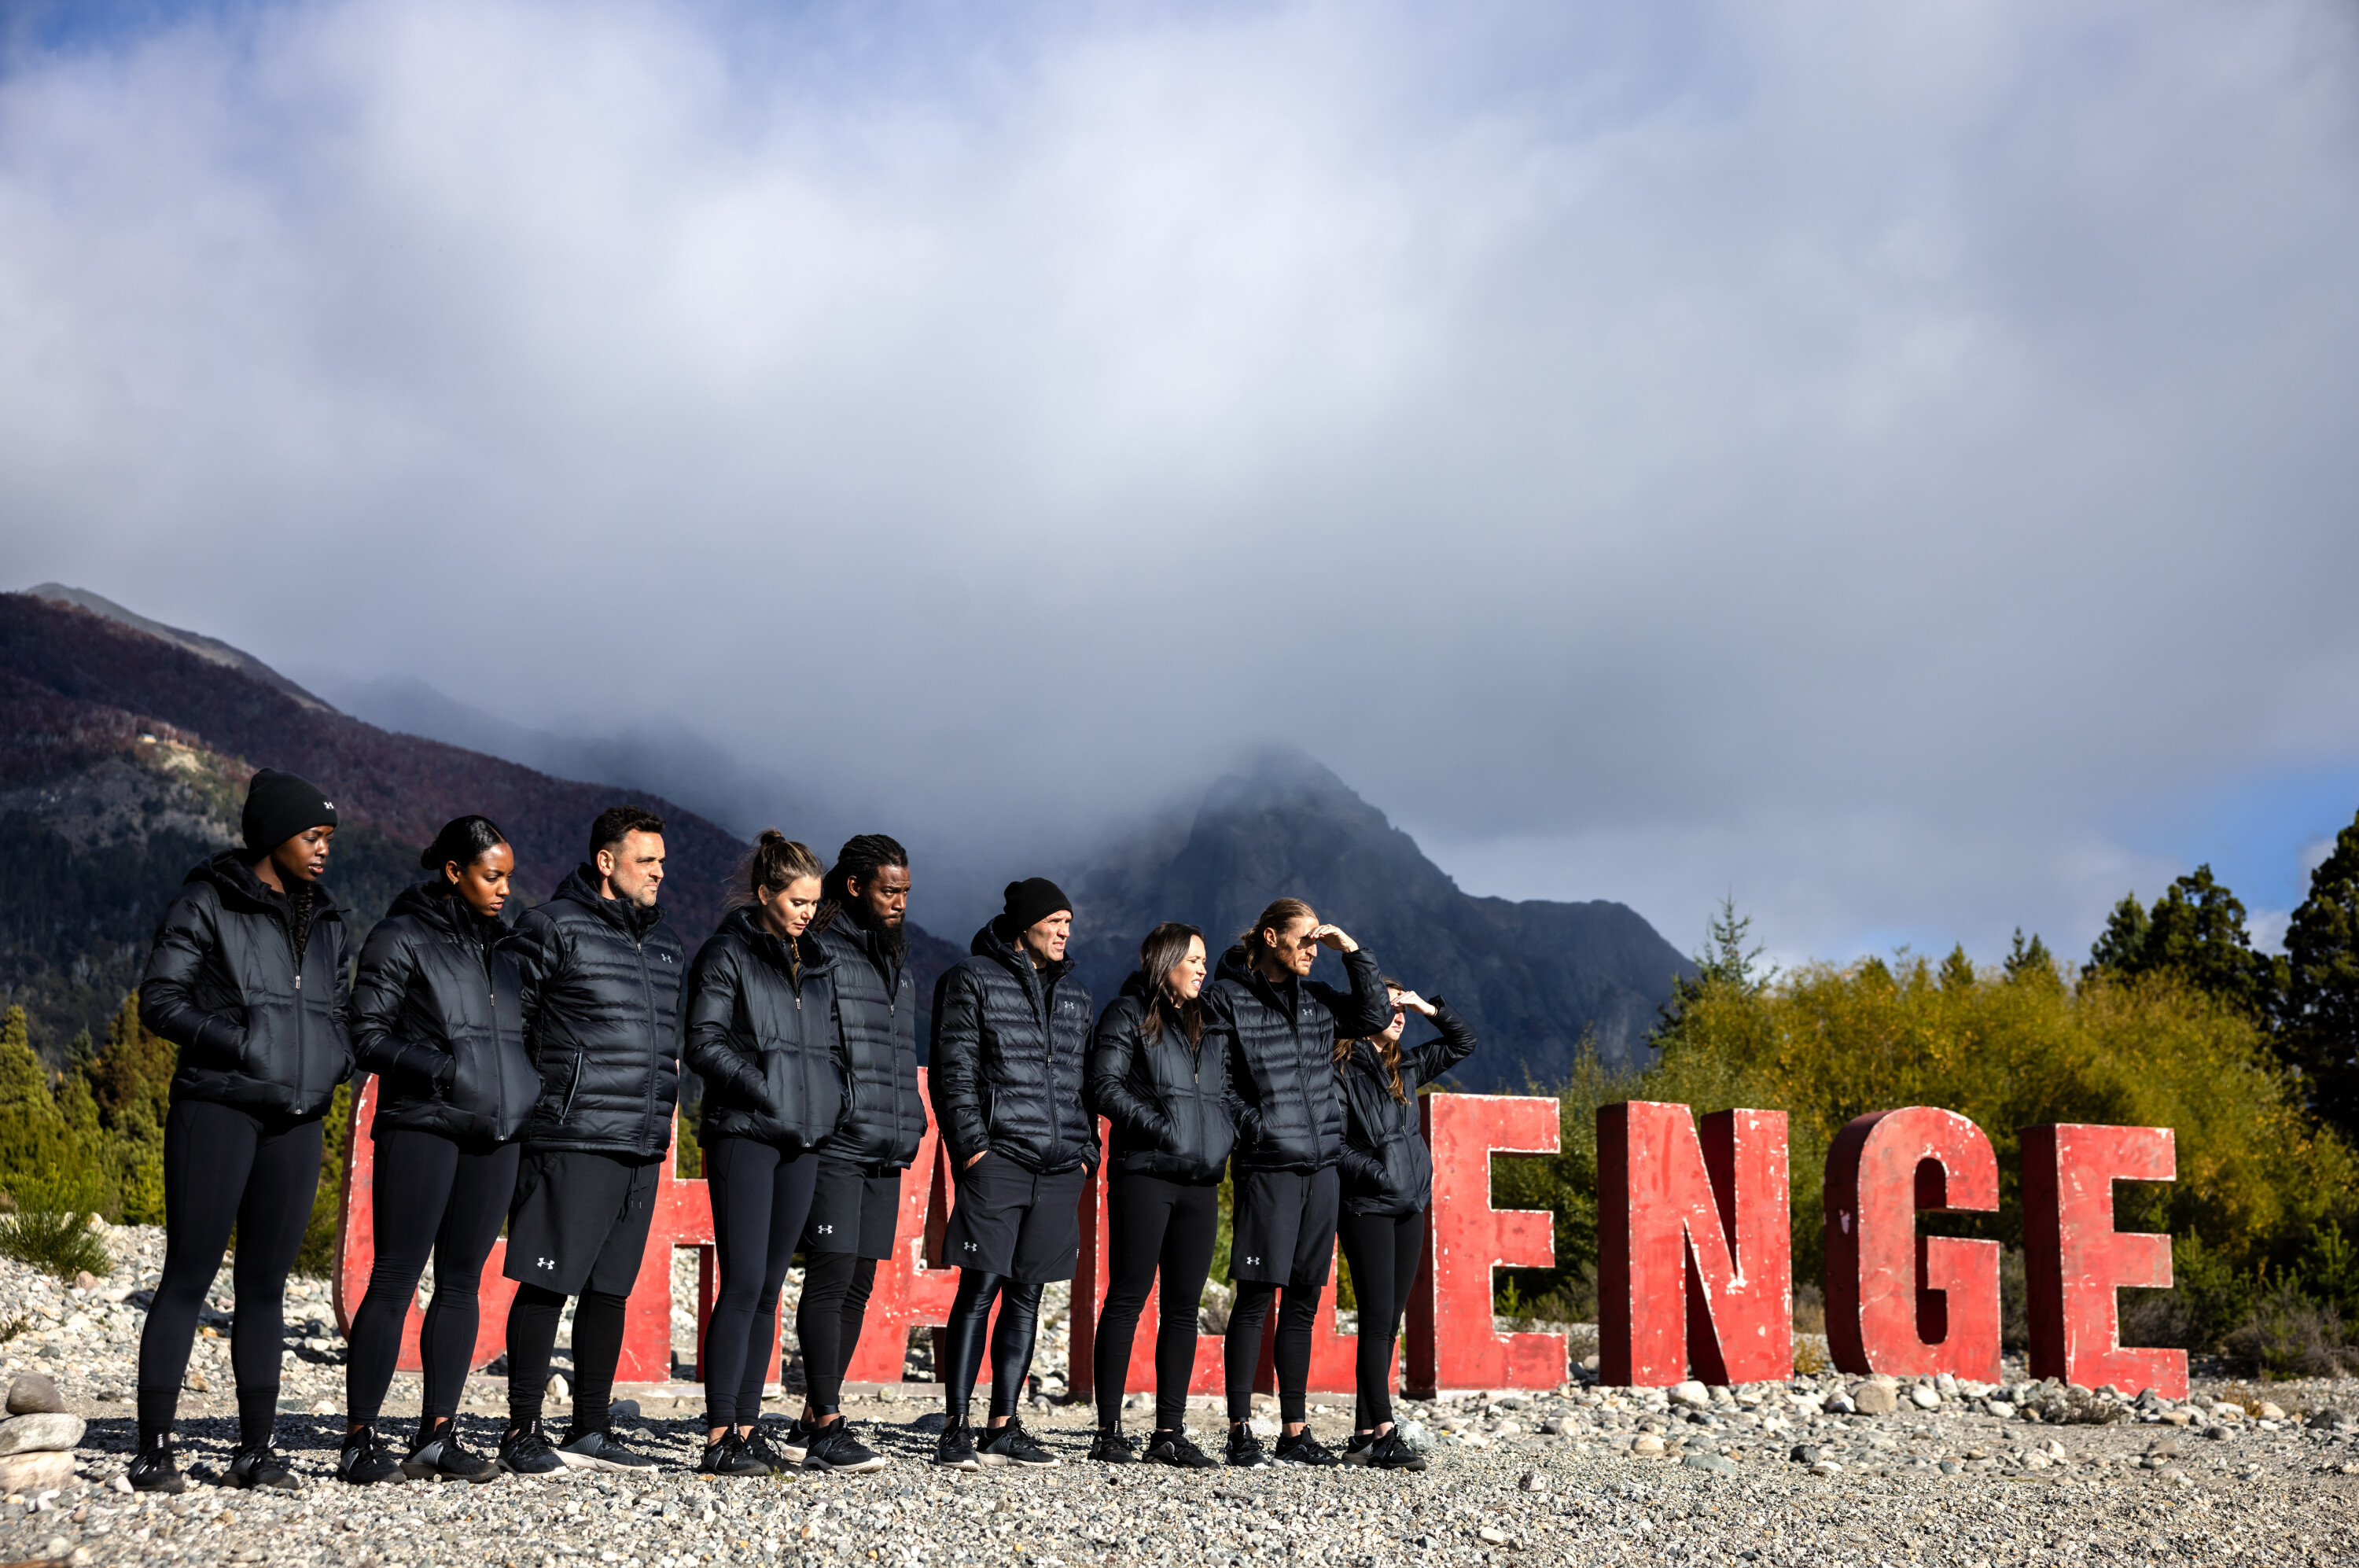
[6,1224,2359,1566]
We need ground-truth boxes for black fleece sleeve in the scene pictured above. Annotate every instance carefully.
[138,886,242,1066]
[680,938,770,1113]
[1087,1001,1177,1151]
[929,965,991,1166]
[350,920,451,1090]
[1404,997,1478,1087]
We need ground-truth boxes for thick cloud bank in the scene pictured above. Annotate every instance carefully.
[4,0,2356,960]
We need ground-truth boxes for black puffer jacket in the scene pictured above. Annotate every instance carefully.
[505,864,684,1159]
[810,916,926,1169]
[931,921,1096,1174]
[1338,999,1478,1215]
[351,881,539,1145]
[140,851,353,1118]
[1087,972,1240,1184]
[683,907,848,1153]
[1209,941,1391,1174]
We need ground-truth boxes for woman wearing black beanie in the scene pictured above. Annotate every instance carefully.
[131,768,355,1493]
[337,816,539,1485]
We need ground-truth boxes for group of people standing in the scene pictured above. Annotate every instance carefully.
[121,767,1476,1493]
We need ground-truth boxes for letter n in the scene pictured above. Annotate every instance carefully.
[1598,1102,1790,1387]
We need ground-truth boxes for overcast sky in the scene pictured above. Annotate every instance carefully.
[5,0,2357,963]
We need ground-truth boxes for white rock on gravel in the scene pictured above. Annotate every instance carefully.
[0,1412,85,1455]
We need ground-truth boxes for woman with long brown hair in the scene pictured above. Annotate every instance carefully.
[1084,922,1238,1467]
[680,832,856,1475]
[1334,978,1477,1469]
[1209,897,1391,1467]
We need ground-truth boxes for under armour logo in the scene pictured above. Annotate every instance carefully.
[962,1242,978,1253]
[536,1257,555,1269]
[815,1224,835,1235]
[1245,1256,1260,1267]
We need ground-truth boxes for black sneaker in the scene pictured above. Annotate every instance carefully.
[741,1425,792,1474]
[127,1439,186,1495]
[1371,1429,1428,1472]
[804,1422,889,1474]
[1087,1426,1138,1464]
[1341,1431,1382,1467]
[1273,1430,1341,1467]
[697,1432,771,1477]
[1224,1427,1271,1468]
[404,1426,499,1483]
[228,1445,300,1489]
[558,1427,661,1471]
[775,1416,815,1465]
[499,1419,565,1476]
[932,1422,982,1470]
[337,1428,402,1485]
[977,1419,1058,1467]
[1143,1430,1218,1470]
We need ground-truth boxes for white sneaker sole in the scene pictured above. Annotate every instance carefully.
[556,1449,655,1473]
[804,1454,891,1474]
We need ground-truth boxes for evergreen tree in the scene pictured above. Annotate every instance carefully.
[2284,809,2359,1136]
[2085,866,2286,1021]
[0,1007,54,1113]
[1938,944,1978,992]
[2004,927,2057,982]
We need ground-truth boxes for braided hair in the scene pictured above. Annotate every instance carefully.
[812,833,910,947]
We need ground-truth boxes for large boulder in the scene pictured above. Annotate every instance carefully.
[0,1413,84,1456]
[0,1450,75,1493]
[4,1375,62,1416]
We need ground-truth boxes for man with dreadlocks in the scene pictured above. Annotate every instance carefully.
[778,834,927,1473]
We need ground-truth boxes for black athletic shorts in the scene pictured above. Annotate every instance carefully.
[940,1153,1088,1283]
[1230,1165,1340,1289]
[802,1154,903,1261]
[504,1148,662,1297]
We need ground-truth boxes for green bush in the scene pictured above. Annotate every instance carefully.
[0,1208,112,1282]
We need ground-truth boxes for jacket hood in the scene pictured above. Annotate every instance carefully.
[190,848,340,916]
[970,918,1073,984]
[554,861,665,939]
[388,878,506,943]
[1216,941,1290,1003]
[1119,970,1153,1002]
[720,904,834,977]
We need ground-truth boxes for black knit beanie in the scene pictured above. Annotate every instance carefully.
[1001,877,1073,933]
[242,768,338,853]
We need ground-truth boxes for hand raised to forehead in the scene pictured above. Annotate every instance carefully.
[1312,924,1359,953]
[1390,990,1437,1018]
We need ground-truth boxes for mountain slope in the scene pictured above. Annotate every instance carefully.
[1062,749,1691,1084]
[0,590,962,1056]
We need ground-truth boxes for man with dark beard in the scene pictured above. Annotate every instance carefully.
[496,806,683,1474]
[781,835,927,1473]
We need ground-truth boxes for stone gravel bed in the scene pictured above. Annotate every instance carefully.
[4,1225,2357,1565]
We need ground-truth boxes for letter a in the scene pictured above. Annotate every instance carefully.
[1598,1102,1790,1387]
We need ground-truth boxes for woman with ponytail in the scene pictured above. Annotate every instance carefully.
[1333,978,1477,1470]
[1084,923,1238,1468]
[338,815,539,1485]
[680,833,860,1475]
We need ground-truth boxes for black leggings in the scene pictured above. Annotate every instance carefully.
[1094,1172,1218,1432]
[1336,1207,1424,1430]
[345,1128,519,1430]
[702,1139,817,1428]
[1224,1281,1320,1425]
[943,1270,1044,1425]
[136,1100,323,1448]
[795,1251,878,1418]
[506,1284,628,1433]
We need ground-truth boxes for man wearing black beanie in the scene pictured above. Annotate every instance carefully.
[927,878,1097,1467]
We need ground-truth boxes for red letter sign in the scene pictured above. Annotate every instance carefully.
[2020,1123,2187,1399]
[1598,1102,1790,1387]
[1406,1094,1565,1396]
[1824,1107,2000,1382]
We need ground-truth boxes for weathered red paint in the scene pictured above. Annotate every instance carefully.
[1405,1094,1565,1397]
[2020,1123,2188,1400]
[1597,1102,1791,1387]
[1823,1107,2000,1382]
[1069,1123,1225,1398]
